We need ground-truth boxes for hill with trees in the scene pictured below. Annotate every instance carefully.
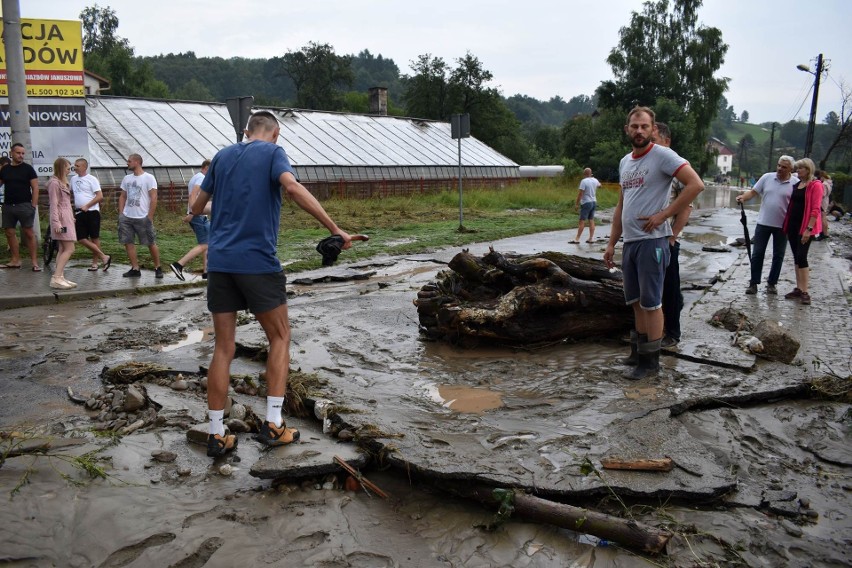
[78,2,851,178]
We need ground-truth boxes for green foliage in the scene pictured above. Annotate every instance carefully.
[560,158,583,179]
[506,94,596,127]
[173,78,215,102]
[597,0,728,171]
[402,54,450,119]
[276,42,354,111]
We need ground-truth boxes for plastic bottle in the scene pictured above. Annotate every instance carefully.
[577,534,609,547]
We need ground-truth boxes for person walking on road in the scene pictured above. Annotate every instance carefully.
[47,158,78,289]
[193,111,354,458]
[782,158,823,306]
[118,154,163,279]
[170,160,210,281]
[571,168,600,244]
[0,143,41,271]
[71,158,111,272]
[604,107,704,380]
[735,156,797,295]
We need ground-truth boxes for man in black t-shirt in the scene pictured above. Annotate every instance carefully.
[0,143,40,270]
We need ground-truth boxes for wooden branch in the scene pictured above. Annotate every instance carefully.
[466,485,672,555]
[334,455,389,499]
[601,457,674,472]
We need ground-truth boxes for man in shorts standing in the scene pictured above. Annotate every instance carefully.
[72,158,111,271]
[0,143,40,271]
[170,160,210,281]
[572,168,600,244]
[604,107,704,380]
[118,154,162,278]
[193,111,353,457]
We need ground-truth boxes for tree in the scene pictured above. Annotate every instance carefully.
[741,110,750,123]
[817,81,852,170]
[277,42,354,111]
[402,54,450,119]
[596,0,728,172]
[79,4,170,98]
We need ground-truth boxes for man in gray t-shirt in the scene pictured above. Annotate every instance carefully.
[604,107,704,380]
[735,156,796,295]
[572,168,600,243]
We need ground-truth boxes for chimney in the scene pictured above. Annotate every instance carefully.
[368,86,388,116]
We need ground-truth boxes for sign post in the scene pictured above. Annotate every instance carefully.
[226,96,254,143]
[450,113,470,231]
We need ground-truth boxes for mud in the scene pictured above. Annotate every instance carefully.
[1,188,850,567]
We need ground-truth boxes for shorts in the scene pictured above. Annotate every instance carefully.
[579,201,596,221]
[2,202,36,229]
[207,271,288,314]
[118,215,157,245]
[621,237,670,310]
[74,209,101,240]
[189,215,210,245]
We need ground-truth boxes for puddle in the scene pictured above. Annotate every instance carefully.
[160,328,213,352]
[429,384,504,413]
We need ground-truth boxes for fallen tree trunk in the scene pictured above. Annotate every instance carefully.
[465,485,672,555]
[414,248,632,344]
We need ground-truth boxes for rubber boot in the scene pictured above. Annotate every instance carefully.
[619,331,646,366]
[623,338,661,380]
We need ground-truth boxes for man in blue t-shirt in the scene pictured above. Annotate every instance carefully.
[193,111,353,458]
[604,107,704,380]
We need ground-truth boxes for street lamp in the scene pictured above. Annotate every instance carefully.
[797,54,824,159]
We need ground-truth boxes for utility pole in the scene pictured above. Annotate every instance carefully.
[767,122,777,172]
[2,0,40,245]
[802,53,824,158]
[2,0,32,151]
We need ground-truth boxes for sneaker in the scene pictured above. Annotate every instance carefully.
[154,267,164,279]
[202,272,208,280]
[800,292,811,305]
[122,268,141,278]
[766,284,777,295]
[169,262,185,281]
[661,335,679,348]
[745,284,757,295]
[257,420,300,447]
[206,432,238,457]
[784,287,803,299]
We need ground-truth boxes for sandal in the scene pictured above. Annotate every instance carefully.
[103,255,112,272]
[88,264,99,271]
[256,420,300,447]
[800,292,811,305]
[0,264,22,269]
[32,265,42,272]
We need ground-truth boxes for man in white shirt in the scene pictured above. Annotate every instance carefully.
[72,158,111,271]
[118,153,162,278]
[170,160,210,281]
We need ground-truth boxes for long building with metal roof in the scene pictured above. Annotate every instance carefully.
[85,95,519,199]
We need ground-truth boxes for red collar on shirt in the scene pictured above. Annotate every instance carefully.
[632,142,655,159]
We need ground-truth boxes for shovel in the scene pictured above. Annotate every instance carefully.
[739,202,752,262]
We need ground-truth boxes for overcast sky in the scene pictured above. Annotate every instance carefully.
[19,0,852,125]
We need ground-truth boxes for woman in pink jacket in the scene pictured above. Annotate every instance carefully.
[47,157,78,289]
[782,157,823,305]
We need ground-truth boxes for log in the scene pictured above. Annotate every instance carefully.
[466,485,672,555]
[415,248,632,344]
[601,457,674,472]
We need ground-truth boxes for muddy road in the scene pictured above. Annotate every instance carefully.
[1,187,850,567]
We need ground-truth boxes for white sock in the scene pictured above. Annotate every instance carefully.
[266,396,285,428]
[208,409,225,436]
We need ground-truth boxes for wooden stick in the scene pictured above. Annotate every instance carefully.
[465,486,672,555]
[333,455,389,499]
[600,457,674,472]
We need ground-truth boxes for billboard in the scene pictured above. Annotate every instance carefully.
[0,99,88,176]
[0,19,85,98]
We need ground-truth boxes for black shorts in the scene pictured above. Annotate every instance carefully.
[207,271,288,314]
[74,209,101,240]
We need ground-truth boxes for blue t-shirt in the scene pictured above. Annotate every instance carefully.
[200,140,295,273]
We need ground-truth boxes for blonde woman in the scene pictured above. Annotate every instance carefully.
[47,157,78,289]
[782,158,823,305]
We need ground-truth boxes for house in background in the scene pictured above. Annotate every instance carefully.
[83,70,110,95]
[707,137,734,174]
